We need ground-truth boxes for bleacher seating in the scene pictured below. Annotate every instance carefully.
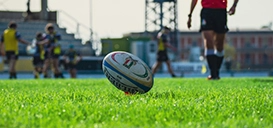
[0,21,83,55]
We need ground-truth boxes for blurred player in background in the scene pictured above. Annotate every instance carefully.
[151,26,177,78]
[224,41,236,76]
[40,23,64,78]
[31,32,47,79]
[63,44,82,78]
[0,21,31,79]
[64,44,82,78]
[187,0,239,80]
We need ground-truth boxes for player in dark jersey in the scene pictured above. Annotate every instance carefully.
[39,23,64,78]
[0,21,31,79]
[63,44,82,78]
[187,0,239,80]
[32,32,47,79]
[151,26,177,77]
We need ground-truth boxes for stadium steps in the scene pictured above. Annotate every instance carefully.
[0,21,83,55]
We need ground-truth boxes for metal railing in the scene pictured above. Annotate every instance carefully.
[56,10,101,56]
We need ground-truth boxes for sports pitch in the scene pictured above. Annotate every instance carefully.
[0,78,273,128]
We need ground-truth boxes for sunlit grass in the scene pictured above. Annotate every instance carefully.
[0,78,273,128]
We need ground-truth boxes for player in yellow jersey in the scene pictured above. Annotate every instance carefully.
[39,23,64,78]
[0,21,31,79]
[31,32,47,79]
[151,26,177,77]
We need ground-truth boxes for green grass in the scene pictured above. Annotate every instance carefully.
[0,78,273,128]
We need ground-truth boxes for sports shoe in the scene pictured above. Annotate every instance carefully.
[207,75,220,80]
[44,74,49,78]
[59,73,65,78]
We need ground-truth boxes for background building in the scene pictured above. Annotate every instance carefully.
[102,29,273,72]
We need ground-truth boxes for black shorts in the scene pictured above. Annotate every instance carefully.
[44,51,60,59]
[157,51,169,62]
[6,51,18,60]
[67,63,77,69]
[44,51,51,59]
[200,8,229,33]
[52,54,60,59]
[33,56,44,67]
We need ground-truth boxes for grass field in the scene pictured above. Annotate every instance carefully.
[0,78,273,128]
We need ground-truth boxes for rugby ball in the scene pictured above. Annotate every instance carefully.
[102,51,154,94]
[26,45,36,55]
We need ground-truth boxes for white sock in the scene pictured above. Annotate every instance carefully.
[214,50,224,57]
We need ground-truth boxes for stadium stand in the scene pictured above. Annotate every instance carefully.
[0,20,82,55]
[0,10,101,73]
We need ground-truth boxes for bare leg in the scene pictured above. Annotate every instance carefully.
[43,59,50,78]
[71,69,77,78]
[215,33,226,78]
[69,69,73,78]
[9,59,17,79]
[166,60,176,77]
[53,58,60,74]
[151,61,162,75]
[215,33,225,52]
[202,30,216,50]
[53,58,64,78]
[202,30,218,79]
[34,67,39,79]
[9,59,16,73]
